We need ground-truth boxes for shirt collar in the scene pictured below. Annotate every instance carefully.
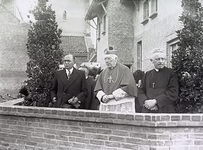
[66,67,74,74]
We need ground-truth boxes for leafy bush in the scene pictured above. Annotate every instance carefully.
[172,0,203,113]
[25,0,63,106]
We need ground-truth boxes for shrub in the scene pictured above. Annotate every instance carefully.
[25,0,63,106]
[172,0,203,113]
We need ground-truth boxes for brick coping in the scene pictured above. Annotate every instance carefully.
[0,99,202,127]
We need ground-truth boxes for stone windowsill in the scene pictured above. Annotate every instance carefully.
[141,18,149,25]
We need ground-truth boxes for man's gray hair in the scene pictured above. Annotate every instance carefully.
[150,48,166,59]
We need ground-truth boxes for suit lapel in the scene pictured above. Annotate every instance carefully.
[64,68,79,92]
[59,69,69,86]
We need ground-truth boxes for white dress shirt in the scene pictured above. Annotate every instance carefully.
[66,68,73,79]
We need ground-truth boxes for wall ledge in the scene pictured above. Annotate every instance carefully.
[0,99,203,128]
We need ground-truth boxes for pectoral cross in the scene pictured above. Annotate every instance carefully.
[153,83,155,88]
[108,75,113,83]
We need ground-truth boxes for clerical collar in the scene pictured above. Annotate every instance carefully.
[154,67,165,72]
[66,67,73,74]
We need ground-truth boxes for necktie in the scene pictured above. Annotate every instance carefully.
[66,69,70,79]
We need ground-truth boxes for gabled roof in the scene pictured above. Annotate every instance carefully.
[85,0,107,20]
[61,36,87,55]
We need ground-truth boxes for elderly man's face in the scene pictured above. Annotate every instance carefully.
[63,54,74,70]
[151,53,166,69]
[104,55,117,69]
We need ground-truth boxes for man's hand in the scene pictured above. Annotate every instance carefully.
[150,106,158,111]
[68,96,78,104]
[101,94,115,103]
[144,99,157,110]
[102,95,109,103]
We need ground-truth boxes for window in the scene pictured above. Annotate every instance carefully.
[143,0,149,20]
[63,10,67,21]
[97,22,101,40]
[167,39,179,68]
[150,0,158,19]
[137,41,142,70]
[102,15,107,35]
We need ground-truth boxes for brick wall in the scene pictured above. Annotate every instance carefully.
[108,0,134,65]
[0,5,29,97]
[96,0,135,69]
[0,99,203,150]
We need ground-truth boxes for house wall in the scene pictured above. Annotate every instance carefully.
[0,0,91,97]
[96,7,109,69]
[1,100,203,150]
[48,0,90,65]
[0,4,28,97]
[48,0,90,36]
[133,0,183,71]
[108,0,134,67]
[96,0,134,69]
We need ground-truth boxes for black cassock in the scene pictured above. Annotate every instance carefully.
[138,67,179,113]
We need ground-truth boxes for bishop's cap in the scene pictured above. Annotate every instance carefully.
[104,46,118,55]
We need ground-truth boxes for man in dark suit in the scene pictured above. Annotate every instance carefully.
[79,66,96,109]
[79,66,100,110]
[50,54,88,108]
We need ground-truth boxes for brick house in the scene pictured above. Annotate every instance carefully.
[16,0,94,67]
[85,0,185,71]
[48,0,94,67]
[85,0,135,69]
[0,0,29,97]
[60,36,89,67]
[0,0,94,97]
[132,0,182,71]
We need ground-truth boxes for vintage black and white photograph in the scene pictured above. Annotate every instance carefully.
[0,0,203,149]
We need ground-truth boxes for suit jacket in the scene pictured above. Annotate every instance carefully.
[81,77,99,110]
[50,68,88,108]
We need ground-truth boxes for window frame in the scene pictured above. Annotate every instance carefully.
[166,38,179,68]
[97,22,101,40]
[142,0,149,24]
[102,15,107,35]
[137,41,142,70]
[63,10,67,21]
[149,0,158,19]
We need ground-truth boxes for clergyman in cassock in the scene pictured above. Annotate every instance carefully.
[94,47,137,113]
[138,48,179,113]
